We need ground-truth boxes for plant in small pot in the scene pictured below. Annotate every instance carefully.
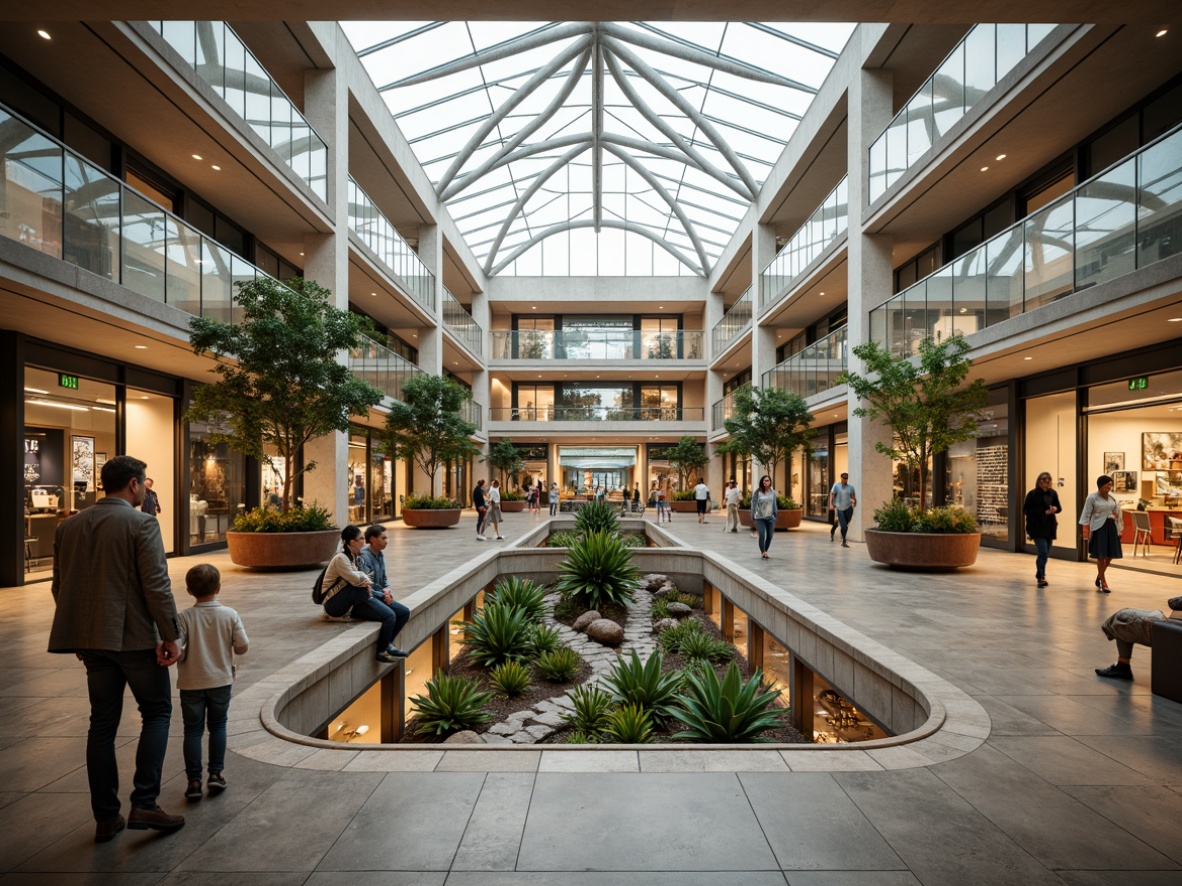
[717,385,812,530]
[384,374,478,528]
[665,436,709,512]
[186,276,383,568]
[839,335,988,569]
[485,439,527,511]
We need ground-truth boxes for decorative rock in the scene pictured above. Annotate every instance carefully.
[480,733,513,745]
[641,574,670,592]
[666,602,693,617]
[443,730,486,744]
[653,585,678,600]
[531,710,567,727]
[572,610,602,632]
[487,723,517,735]
[525,724,555,739]
[586,618,624,646]
[652,618,679,633]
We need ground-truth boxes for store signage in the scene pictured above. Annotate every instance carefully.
[1127,377,1149,391]
[58,373,80,390]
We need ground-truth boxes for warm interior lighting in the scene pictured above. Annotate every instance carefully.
[1156,28,1168,37]
[995,153,1007,161]
[192,154,203,160]
[37,30,51,40]
[93,406,116,414]
[134,345,148,349]
[211,164,221,171]
[980,165,989,172]
[1024,356,1033,361]
[27,399,88,411]
[23,386,48,394]
[1168,318,1182,322]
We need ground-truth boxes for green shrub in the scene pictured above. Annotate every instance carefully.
[527,624,563,657]
[499,489,526,501]
[601,703,655,744]
[671,663,783,743]
[410,670,493,736]
[738,493,798,510]
[546,530,580,548]
[460,604,533,668]
[671,489,696,502]
[873,500,978,534]
[555,531,640,610]
[565,730,594,744]
[671,592,701,609]
[536,647,582,682]
[233,504,335,533]
[873,499,913,532]
[562,684,615,737]
[677,630,734,664]
[488,577,547,622]
[603,650,681,719]
[658,618,704,655]
[488,660,532,697]
[403,494,460,510]
[575,500,620,535]
[651,598,670,621]
[620,533,646,548]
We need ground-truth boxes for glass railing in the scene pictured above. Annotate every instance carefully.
[347,176,435,313]
[348,335,422,405]
[711,288,753,356]
[712,391,738,431]
[868,23,1058,202]
[146,21,328,201]
[763,325,849,399]
[443,289,483,357]
[870,123,1182,357]
[490,329,704,360]
[760,177,849,308]
[460,399,483,431]
[490,406,706,422]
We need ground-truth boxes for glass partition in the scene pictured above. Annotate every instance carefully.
[347,176,435,313]
[712,288,752,355]
[491,329,703,361]
[442,288,483,357]
[763,325,848,401]
[760,177,848,308]
[348,335,423,405]
[490,406,704,423]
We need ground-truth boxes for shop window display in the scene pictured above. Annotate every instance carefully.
[945,398,1009,541]
[811,674,889,744]
[188,424,245,545]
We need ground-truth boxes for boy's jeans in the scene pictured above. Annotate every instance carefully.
[181,684,233,779]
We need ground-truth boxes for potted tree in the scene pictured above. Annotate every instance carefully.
[665,435,709,512]
[717,386,811,530]
[486,439,527,511]
[186,276,383,568]
[384,374,478,528]
[839,335,987,569]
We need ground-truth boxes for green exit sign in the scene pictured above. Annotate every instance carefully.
[1128,377,1149,391]
[58,373,79,390]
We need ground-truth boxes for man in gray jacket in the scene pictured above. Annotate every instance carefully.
[50,455,185,842]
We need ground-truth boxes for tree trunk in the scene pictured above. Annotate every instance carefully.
[282,452,294,513]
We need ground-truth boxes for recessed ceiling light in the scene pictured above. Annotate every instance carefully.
[1168,318,1182,322]
[819,291,825,296]
[1156,28,1168,37]
[37,29,51,40]
[140,395,150,400]
[134,345,148,349]
[299,252,304,256]
[995,153,1007,161]
[1023,356,1033,361]
[23,387,48,394]
[531,306,536,310]
[211,164,221,171]
[192,154,203,161]
[980,166,989,172]
[412,333,417,337]
[959,308,967,314]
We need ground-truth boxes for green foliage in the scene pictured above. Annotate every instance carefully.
[658,618,705,655]
[670,592,701,609]
[488,660,532,697]
[671,663,784,743]
[574,500,620,536]
[485,438,526,486]
[601,703,655,744]
[671,489,696,501]
[488,577,547,622]
[717,386,814,488]
[602,650,682,719]
[565,730,594,744]
[383,374,479,496]
[677,630,734,664]
[232,504,335,533]
[536,647,582,682]
[410,670,493,736]
[551,595,583,623]
[554,531,640,610]
[620,532,646,548]
[499,489,526,501]
[664,435,710,490]
[562,684,615,737]
[546,530,580,548]
[839,336,989,511]
[740,492,798,510]
[402,494,459,510]
[873,500,978,534]
[459,604,533,668]
[527,624,563,657]
[186,276,383,514]
[651,598,670,621]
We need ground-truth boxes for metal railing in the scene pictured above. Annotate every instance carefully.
[347,176,435,313]
[146,21,328,201]
[711,287,752,356]
[348,336,423,405]
[760,176,848,309]
[711,391,738,431]
[490,406,706,423]
[763,325,849,399]
[460,399,483,431]
[490,329,703,360]
[443,288,483,357]
[868,23,1058,202]
[870,123,1182,356]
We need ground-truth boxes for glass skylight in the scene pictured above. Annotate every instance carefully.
[343,21,854,277]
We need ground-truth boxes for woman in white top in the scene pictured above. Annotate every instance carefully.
[1079,474,1123,593]
[487,479,505,540]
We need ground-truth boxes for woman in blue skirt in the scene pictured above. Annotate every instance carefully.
[1079,474,1124,593]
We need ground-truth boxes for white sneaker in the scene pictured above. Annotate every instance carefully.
[496,535,505,540]
[476,535,487,541]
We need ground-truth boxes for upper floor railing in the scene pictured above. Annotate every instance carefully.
[146,21,328,201]
[870,123,1182,357]
[348,335,423,405]
[490,406,706,423]
[460,399,483,431]
[868,23,1058,202]
[760,177,849,308]
[711,287,752,356]
[490,329,703,361]
[712,391,738,432]
[763,325,849,400]
[442,289,483,357]
[347,176,435,313]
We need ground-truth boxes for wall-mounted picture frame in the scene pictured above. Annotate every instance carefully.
[1143,433,1182,471]
[1111,470,1137,493]
[72,436,95,490]
[95,452,107,487]
[1103,452,1125,473]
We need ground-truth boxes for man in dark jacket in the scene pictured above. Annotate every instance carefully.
[1022,471,1061,589]
[141,477,161,517]
[473,479,488,540]
[50,455,185,842]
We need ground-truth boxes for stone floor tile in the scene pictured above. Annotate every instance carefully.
[443,875,787,886]
[538,750,638,772]
[0,791,95,870]
[782,874,922,886]
[451,772,536,871]
[341,750,444,771]
[0,875,166,885]
[1054,874,1182,886]
[638,750,788,772]
[988,736,1154,786]
[436,751,540,772]
[1061,784,1182,866]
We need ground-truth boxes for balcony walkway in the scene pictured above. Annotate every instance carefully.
[1,512,1180,883]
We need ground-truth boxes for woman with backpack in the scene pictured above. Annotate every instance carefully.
[319,525,406,662]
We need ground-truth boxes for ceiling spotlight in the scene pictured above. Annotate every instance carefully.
[1023,356,1033,361]
[192,154,203,161]
[37,29,51,40]
[1156,28,1168,37]
[299,252,304,256]
[995,153,1007,161]
[134,345,148,349]
[211,164,221,171]
[980,166,989,172]
[24,387,48,394]
[1168,318,1182,322]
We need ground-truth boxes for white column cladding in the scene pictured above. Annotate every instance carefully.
[750,223,780,490]
[414,224,445,496]
[301,50,349,526]
[847,60,896,540]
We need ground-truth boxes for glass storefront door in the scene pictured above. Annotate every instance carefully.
[945,394,1010,542]
[1024,390,1077,555]
[807,437,829,517]
[188,420,245,546]
[126,388,176,554]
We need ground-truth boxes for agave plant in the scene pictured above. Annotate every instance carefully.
[657,617,704,655]
[601,703,655,744]
[562,684,615,737]
[536,647,582,682]
[602,650,682,719]
[677,629,734,664]
[671,663,784,743]
[527,623,563,657]
[460,603,533,668]
[487,576,547,622]
[410,670,493,736]
[488,660,532,697]
[554,530,640,610]
[574,499,620,536]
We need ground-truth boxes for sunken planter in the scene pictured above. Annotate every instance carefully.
[738,508,803,531]
[864,529,981,570]
[225,530,339,569]
[499,500,527,512]
[402,508,462,528]
[670,499,699,513]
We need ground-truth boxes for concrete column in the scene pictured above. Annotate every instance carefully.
[411,224,446,496]
[846,60,896,540]
[790,653,815,742]
[749,223,780,491]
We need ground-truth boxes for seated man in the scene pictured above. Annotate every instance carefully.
[1095,595,1182,680]
[356,524,410,656]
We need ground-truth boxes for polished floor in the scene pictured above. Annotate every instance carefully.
[1,512,1180,885]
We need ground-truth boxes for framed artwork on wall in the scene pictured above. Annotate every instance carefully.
[72,436,95,490]
[95,452,107,486]
[1142,433,1182,471]
[1112,470,1137,493]
[1103,452,1124,473]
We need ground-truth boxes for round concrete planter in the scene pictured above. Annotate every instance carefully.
[864,529,981,570]
[402,508,462,528]
[738,508,803,531]
[670,499,698,513]
[499,500,527,512]
[225,530,339,569]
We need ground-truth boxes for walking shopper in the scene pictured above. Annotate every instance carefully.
[1023,472,1061,588]
[751,475,778,560]
[828,472,857,547]
[655,485,669,523]
[549,482,559,516]
[724,479,741,532]
[321,525,406,662]
[1080,474,1123,593]
[473,479,488,540]
[694,477,710,523]
[488,479,505,539]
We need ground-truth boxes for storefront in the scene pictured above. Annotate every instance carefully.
[348,424,401,523]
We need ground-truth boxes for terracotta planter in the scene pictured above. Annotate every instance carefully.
[402,508,462,528]
[864,529,981,570]
[738,508,803,530]
[500,500,527,512]
[670,500,699,512]
[225,529,339,569]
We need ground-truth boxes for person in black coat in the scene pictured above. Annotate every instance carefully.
[1023,471,1061,588]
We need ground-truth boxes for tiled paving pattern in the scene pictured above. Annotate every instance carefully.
[1,510,1180,884]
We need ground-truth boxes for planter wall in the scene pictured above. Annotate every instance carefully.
[864,529,981,569]
[402,508,462,528]
[500,501,527,512]
[226,529,339,569]
[738,508,803,530]
[670,500,699,512]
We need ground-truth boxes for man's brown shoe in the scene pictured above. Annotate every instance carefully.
[94,814,125,843]
[128,805,185,833]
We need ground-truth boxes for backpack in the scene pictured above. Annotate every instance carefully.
[312,566,343,605]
